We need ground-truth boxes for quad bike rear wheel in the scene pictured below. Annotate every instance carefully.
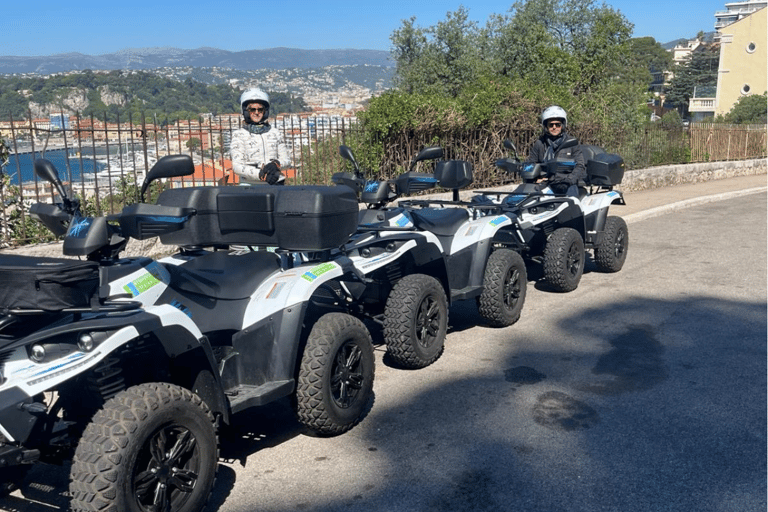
[478,249,527,327]
[594,216,628,273]
[296,313,375,436]
[543,227,585,293]
[384,274,448,368]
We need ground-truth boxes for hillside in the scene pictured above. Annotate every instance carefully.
[0,47,394,75]
[661,32,717,50]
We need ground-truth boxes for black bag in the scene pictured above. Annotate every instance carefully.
[0,255,100,311]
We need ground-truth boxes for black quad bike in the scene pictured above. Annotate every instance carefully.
[0,155,376,511]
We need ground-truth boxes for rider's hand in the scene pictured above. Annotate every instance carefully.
[260,161,283,185]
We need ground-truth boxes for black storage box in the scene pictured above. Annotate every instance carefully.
[0,255,99,311]
[156,185,359,250]
[586,153,625,186]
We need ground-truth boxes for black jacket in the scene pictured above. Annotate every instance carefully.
[527,132,587,186]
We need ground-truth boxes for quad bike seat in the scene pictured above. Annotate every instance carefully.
[409,208,470,236]
[166,250,281,300]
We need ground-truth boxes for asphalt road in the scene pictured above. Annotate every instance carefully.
[4,192,767,512]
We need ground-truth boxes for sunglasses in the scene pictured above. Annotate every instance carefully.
[547,122,562,128]
[247,107,265,113]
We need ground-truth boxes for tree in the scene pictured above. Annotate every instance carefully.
[628,37,674,89]
[186,138,202,152]
[0,91,28,120]
[665,43,720,117]
[390,7,484,97]
[718,92,768,124]
[381,0,646,155]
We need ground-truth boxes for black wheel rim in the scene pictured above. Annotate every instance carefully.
[331,340,365,409]
[567,241,583,276]
[503,267,522,309]
[415,294,441,348]
[133,424,201,512]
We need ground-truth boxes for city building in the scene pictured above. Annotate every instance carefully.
[688,4,766,120]
[671,38,704,67]
[50,112,70,130]
[714,0,768,31]
[714,6,767,117]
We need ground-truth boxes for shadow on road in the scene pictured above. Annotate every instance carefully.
[4,296,765,512]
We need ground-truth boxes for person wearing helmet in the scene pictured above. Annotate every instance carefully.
[527,105,586,196]
[230,88,291,185]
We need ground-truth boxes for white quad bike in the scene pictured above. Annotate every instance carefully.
[471,138,629,292]
[332,145,528,357]
[0,155,376,511]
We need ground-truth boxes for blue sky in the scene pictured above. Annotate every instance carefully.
[4,0,726,56]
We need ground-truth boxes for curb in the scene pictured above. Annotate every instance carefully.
[621,186,768,224]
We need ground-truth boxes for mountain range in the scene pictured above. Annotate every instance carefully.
[0,47,394,75]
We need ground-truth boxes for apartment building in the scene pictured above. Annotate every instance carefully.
[714,6,767,116]
[688,3,766,119]
[714,0,768,31]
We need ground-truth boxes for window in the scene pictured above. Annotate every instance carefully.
[746,42,756,53]
[741,84,751,94]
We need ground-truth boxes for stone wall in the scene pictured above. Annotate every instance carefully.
[619,158,766,192]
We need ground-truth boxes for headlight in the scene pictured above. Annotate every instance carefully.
[30,344,46,363]
[78,333,95,352]
[27,331,108,363]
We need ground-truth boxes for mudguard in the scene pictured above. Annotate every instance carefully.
[349,231,445,274]
[0,308,216,442]
[580,190,625,214]
[580,190,625,234]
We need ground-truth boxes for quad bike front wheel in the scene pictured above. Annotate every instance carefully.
[478,249,527,327]
[70,383,218,512]
[296,313,375,436]
[594,216,628,273]
[384,273,448,369]
[543,227,585,293]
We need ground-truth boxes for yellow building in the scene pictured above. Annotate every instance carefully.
[714,6,767,116]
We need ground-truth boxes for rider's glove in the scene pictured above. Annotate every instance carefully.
[259,160,283,185]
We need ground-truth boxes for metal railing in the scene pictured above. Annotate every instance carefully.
[1,114,766,247]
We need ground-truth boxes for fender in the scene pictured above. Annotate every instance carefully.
[580,190,624,234]
[349,231,446,275]
[0,310,223,442]
[580,190,624,216]
[241,258,351,323]
[222,304,308,412]
[516,198,570,229]
[444,238,493,300]
[0,309,209,399]
[448,213,513,254]
[107,259,172,306]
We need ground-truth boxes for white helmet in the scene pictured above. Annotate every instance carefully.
[541,105,567,127]
[240,88,270,123]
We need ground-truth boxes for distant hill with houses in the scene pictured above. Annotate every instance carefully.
[0,47,394,75]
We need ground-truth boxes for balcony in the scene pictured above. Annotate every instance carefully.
[689,98,716,112]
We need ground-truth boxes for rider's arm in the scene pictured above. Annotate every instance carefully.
[274,129,291,168]
[527,139,545,163]
[230,130,262,182]
[571,144,587,184]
